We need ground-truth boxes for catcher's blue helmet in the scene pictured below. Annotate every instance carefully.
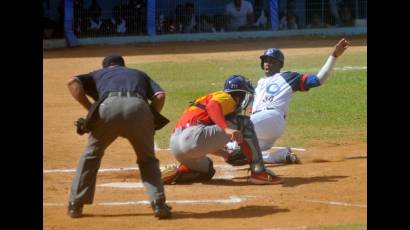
[224,75,254,94]
[224,75,254,110]
[260,48,284,69]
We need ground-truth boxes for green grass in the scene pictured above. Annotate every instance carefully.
[309,223,367,230]
[129,49,367,148]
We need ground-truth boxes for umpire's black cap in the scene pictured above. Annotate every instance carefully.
[102,54,125,68]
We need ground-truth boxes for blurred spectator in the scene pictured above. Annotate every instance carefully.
[340,5,354,27]
[279,0,299,30]
[182,3,198,33]
[88,13,103,34]
[84,0,102,34]
[125,0,147,34]
[307,13,330,29]
[159,17,180,34]
[74,0,87,35]
[253,0,269,30]
[111,18,127,35]
[111,2,127,34]
[43,17,56,39]
[43,0,55,39]
[286,14,298,29]
[175,4,184,33]
[88,0,101,18]
[329,0,343,26]
[254,10,267,29]
[55,0,65,38]
[286,0,299,25]
[279,14,298,30]
[43,0,65,38]
[213,14,227,32]
[198,15,216,33]
[225,0,255,31]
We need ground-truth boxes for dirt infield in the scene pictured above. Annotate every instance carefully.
[43,36,367,229]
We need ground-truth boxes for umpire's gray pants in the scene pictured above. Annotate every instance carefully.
[69,96,165,205]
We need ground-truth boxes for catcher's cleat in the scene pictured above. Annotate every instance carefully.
[161,164,214,184]
[248,169,284,185]
[161,164,180,185]
[67,201,83,218]
[284,147,302,164]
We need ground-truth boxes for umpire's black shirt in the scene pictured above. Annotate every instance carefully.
[75,66,164,101]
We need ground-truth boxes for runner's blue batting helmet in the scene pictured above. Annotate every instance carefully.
[260,48,284,69]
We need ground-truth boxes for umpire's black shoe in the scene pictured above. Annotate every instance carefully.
[67,201,83,218]
[150,199,172,219]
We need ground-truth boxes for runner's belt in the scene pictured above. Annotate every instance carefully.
[252,107,276,114]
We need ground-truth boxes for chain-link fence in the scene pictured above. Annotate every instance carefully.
[43,0,367,39]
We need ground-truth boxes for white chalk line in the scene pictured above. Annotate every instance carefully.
[155,146,306,152]
[263,226,307,230]
[43,167,138,173]
[300,199,367,208]
[292,66,367,72]
[44,195,254,207]
[335,66,367,71]
[97,175,235,189]
[43,164,238,174]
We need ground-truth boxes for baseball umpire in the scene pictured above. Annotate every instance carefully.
[161,75,283,185]
[66,54,171,219]
[225,38,351,165]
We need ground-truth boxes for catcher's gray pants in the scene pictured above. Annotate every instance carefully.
[170,115,264,173]
[69,96,165,205]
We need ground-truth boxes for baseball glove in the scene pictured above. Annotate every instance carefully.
[74,117,89,135]
[225,149,249,166]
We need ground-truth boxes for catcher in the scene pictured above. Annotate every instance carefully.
[161,75,283,185]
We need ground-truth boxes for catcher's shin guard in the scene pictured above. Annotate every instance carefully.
[230,115,266,173]
[229,115,283,184]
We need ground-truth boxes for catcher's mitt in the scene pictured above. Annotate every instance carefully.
[225,149,249,166]
[74,117,89,135]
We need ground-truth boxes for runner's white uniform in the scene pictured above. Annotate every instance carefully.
[251,71,314,161]
[251,55,338,162]
[226,55,337,163]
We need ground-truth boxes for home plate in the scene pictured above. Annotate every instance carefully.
[271,146,306,152]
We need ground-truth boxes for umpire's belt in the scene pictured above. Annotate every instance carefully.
[107,91,144,99]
